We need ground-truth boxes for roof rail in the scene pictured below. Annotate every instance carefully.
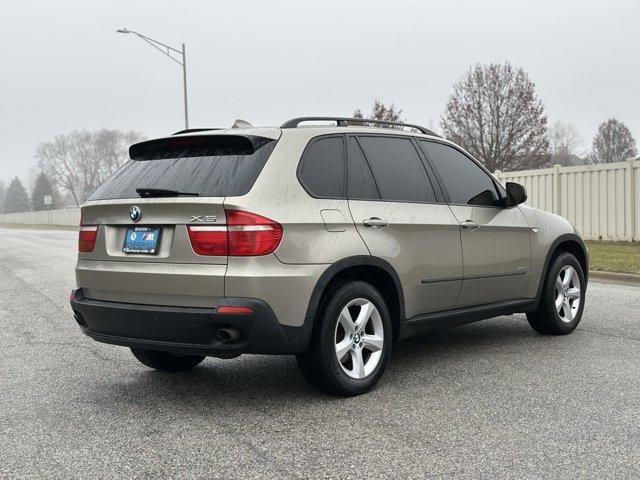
[281,117,439,137]
[172,128,221,136]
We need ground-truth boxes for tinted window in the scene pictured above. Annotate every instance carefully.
[357,136,436,203]
[91,136,277,200]
[420,141,502,207]
[298,137,344,198]
[347,137,380,200]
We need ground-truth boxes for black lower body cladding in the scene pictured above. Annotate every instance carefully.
[70,289,307,356]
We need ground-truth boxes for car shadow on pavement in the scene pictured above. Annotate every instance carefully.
[89,315,552,411]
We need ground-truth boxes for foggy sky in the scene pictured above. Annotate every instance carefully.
[2,0,639,186]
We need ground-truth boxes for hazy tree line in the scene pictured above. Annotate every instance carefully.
[2,62,637,214]
[356,62,637,172]
[36,129,145,206]
[0,130,145,214]
[0,173,56,214]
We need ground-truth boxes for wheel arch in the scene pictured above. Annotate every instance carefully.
[536,233,589,300]
[303,256,405,345]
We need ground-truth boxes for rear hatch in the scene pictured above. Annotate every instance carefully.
[76,130,280,307]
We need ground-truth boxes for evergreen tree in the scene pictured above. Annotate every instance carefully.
[0,180,5,213]
[31,171,57,211]
[3,177,31,213]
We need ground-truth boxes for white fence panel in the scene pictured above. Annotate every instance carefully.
[0,208,80,227]
[496,159,639,242]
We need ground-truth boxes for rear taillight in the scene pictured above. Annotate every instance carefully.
[187,209,282,257]
[78,225,98,252]
[187,226,228,256]
[226,209,283,256]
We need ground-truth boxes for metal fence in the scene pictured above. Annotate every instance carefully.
[1,158,639,241]
[496,158,640,241]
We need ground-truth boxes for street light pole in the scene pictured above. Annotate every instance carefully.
[117,28,189,129]
[181,43,188,129]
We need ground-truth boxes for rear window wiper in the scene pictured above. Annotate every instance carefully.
[136,188,200,198]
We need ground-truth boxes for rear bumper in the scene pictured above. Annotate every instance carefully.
[70,289,308,355]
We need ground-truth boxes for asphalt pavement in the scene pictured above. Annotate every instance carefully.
[0,228,638,479]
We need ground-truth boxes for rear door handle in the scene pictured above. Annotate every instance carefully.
[363,217,389,228]
[461,219,480,231]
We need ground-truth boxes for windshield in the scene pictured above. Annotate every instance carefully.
[90,135,277,200]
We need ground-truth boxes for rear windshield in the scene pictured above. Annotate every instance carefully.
[90,135,277,200]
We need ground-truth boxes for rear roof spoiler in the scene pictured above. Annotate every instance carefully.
[129,135,273,160]
[172,128,221,136]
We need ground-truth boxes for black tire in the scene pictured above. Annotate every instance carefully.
[296,280,393,396]
[130,348,206,372]
[527,252,586,335]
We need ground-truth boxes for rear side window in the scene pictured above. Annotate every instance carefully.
[347,137,380,200]
[419,141,502,207]
[90,135,277,200]
[298,136,345,198]
[357,136,437,203]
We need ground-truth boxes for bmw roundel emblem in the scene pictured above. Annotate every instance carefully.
[129,206,141,223]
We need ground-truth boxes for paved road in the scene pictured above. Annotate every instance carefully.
[0,228,638,479]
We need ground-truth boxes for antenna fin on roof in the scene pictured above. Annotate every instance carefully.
[231,119,253,129]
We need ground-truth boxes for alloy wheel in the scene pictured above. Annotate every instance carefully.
[554,265,581,323]
[334,298,384,379]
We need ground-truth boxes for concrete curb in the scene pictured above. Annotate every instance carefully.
[589,270,640,286]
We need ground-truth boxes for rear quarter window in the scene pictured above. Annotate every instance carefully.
[297,136,345,198]
[90,135,277,200]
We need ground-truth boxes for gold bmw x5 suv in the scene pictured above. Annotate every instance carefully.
[70,117,588,396]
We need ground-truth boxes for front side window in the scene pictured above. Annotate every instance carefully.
[356,136,437,203]
[420,141,502,207]
[298,136,345,198]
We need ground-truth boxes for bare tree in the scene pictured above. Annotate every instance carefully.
[589,118,637,164]
[548,122,585,166]
[36,129,145,205]
[93,130,142,183]
[353,100,404,128]
[441,62,550,172]
[549,122,583,156]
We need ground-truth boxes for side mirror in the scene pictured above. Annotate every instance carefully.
[506,182,527,206]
